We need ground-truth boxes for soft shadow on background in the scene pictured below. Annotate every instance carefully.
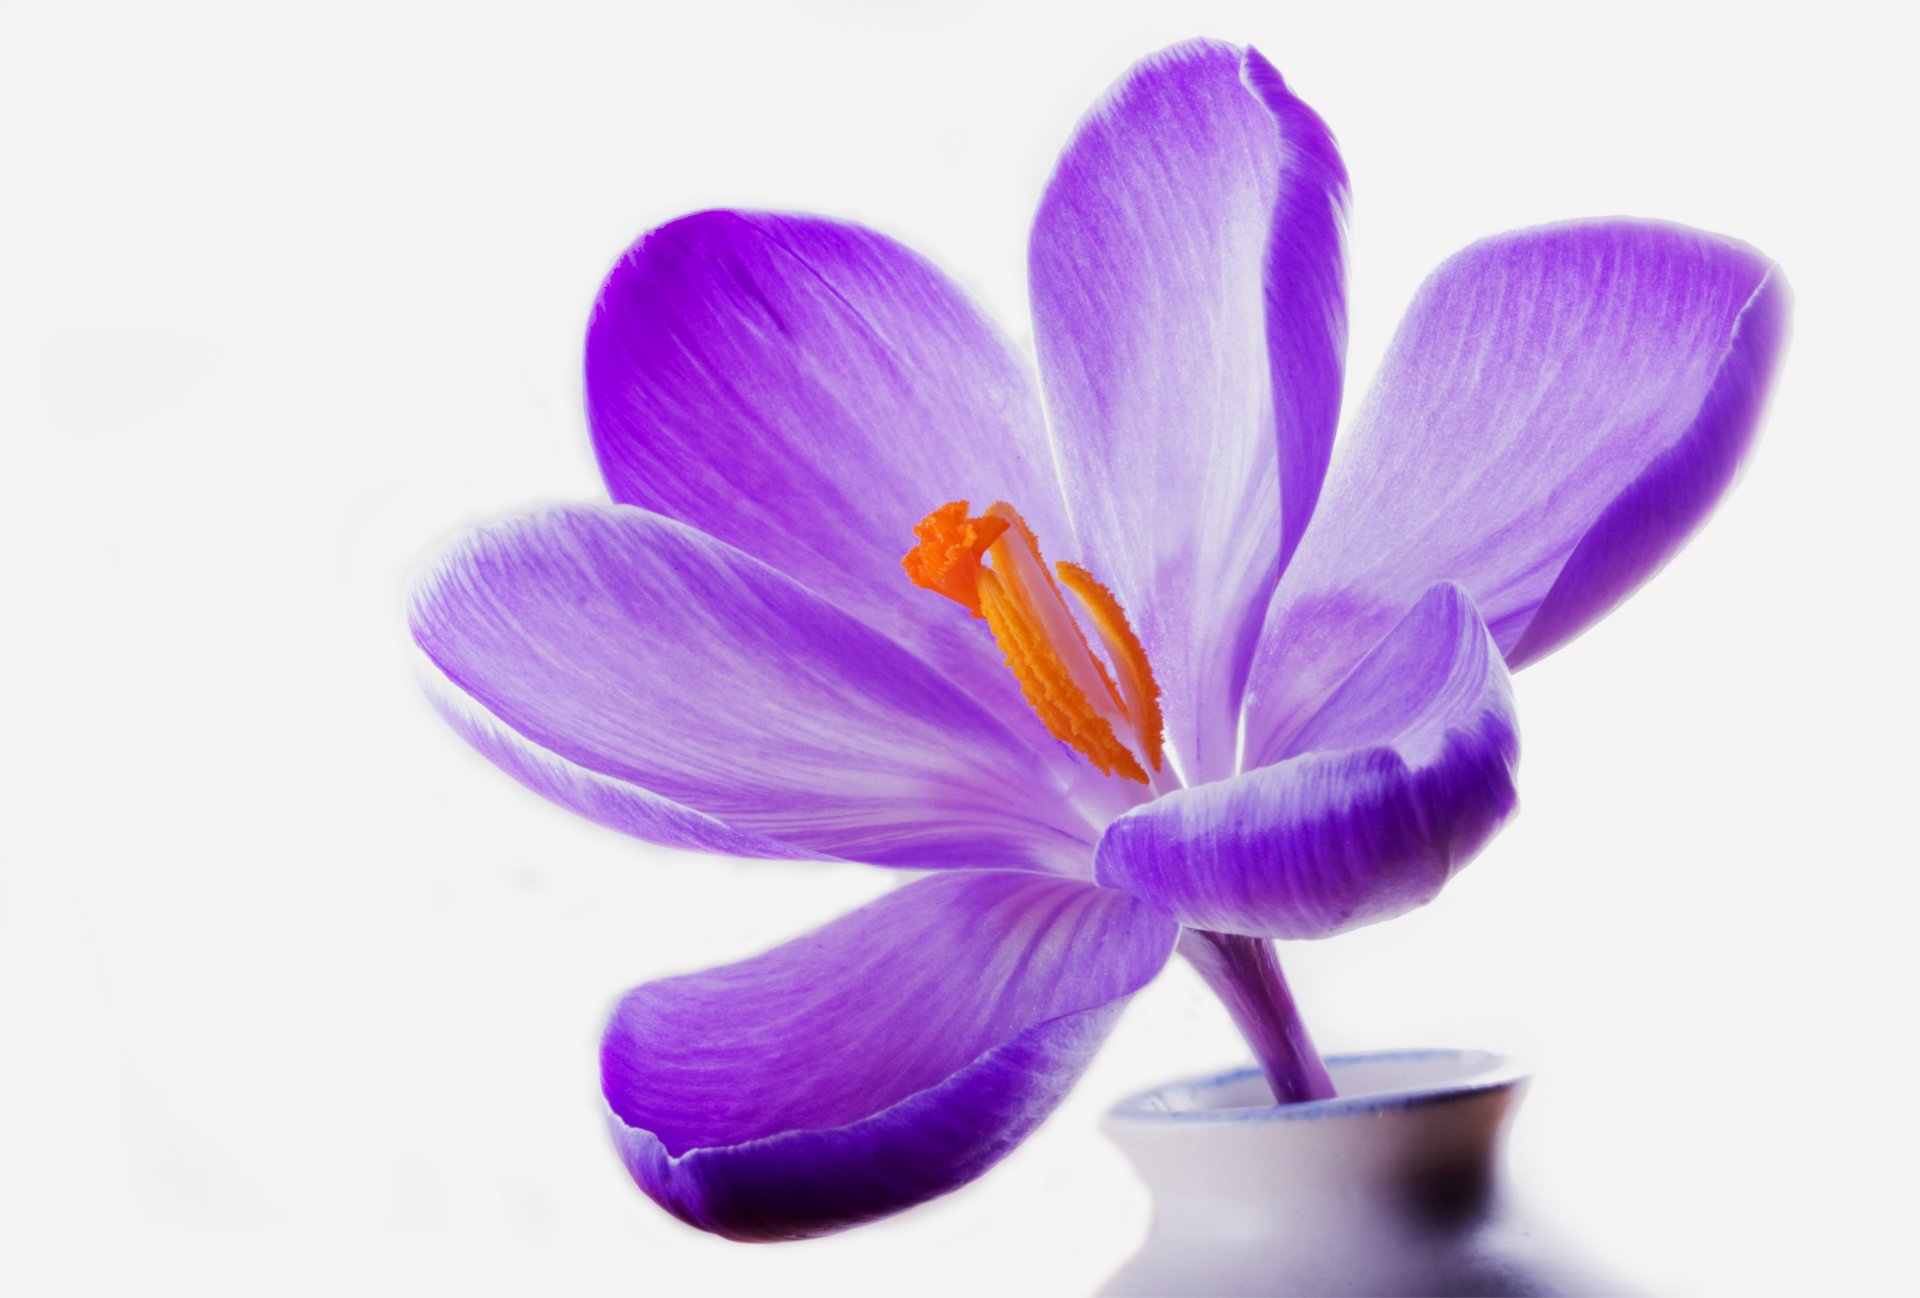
[3,1,1916,1294]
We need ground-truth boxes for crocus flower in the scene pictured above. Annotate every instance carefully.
[409,39,1786,1243]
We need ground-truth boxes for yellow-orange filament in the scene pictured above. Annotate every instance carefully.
[902,500,1165,784]
[1056,561,1165,774]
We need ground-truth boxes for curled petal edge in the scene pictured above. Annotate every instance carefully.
[418,658,826,862]
[606,1000,1125,1242]
[1511,265,1791,666]
[599,869,1177,1240]
[1095,583,1519,939]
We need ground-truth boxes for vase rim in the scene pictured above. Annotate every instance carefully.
[1106,1047,1530,1127]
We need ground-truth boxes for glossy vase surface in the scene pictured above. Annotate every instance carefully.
[1101,1049,1622,1297]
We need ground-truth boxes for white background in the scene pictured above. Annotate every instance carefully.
[3,1,1916,1294]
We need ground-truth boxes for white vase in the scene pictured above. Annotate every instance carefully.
[1100,1049,1625,1297]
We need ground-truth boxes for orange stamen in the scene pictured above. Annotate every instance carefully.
[901,499,1165,785]
[1056,562,1166,774]
[976,569,1147,783]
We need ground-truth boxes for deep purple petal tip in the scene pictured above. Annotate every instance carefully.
[600,871,1177,1240]
[1243,219,1785,765]
[1511,261,1790,666]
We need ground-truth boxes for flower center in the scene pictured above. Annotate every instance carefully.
[903,501,1164,785]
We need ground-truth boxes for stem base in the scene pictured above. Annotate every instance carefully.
[1178,930,1335,1104]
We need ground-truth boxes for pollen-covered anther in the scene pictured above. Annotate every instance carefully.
[902,500,1164,784]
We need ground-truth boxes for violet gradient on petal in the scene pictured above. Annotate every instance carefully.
[1242,220,1784,766]
[601,871,1178,1241]
[1096,583,1518,939]
[1029,39,1348,784]
[583,210,1085,773]
[410,505,1098,871]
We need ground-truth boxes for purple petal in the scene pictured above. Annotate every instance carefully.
[1511,263,1790,666]
[1029,41,1348,784]
[1244,220,1785,766]
[1094,584,1517,939]
[420,669,830,862]
[585,209,1073,733]
[410,505,1099,872]
[601,870,1177,1241]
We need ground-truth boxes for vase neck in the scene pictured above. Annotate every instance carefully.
[1103,1057,1528,1244]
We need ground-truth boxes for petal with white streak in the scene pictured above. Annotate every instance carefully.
[410,505,1099,872]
